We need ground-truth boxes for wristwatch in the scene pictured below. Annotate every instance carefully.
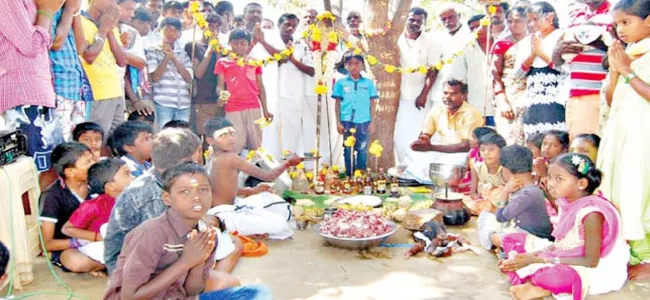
[624,72,638,84]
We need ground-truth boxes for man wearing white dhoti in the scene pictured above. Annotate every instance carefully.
[395,7,443,167]
[245,3,286,158]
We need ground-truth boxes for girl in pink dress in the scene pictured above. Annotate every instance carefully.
[500,153,629,300]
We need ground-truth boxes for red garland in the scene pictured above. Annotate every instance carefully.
[312,40,321,51]
[326,42,337,51]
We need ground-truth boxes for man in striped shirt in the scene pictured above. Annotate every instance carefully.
[145,17,193,129]
[552,0,611,139]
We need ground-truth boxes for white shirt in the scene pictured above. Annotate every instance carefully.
[397,31,443,101]
[178,27,204,48]
[432,25,474,104]
[119,24,146,90]
[447,42,494,116]
[278,40,309,99]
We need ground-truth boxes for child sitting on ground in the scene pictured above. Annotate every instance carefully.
[533,130,569,183]
[72,122,104,162]
[104,163,271,300]
[499,154,629,300]
[127,111,155,128]
[569,133,600,163]
[464,133,507,215]
[525,132,544,160]
[204,118,302,239]
[62,159,133,267]
[40,142,104,274]
[477,145,553,252]
[459,127,498,194]
[332,52,379,176]
[468,127,498,172]
[108,121,154,177]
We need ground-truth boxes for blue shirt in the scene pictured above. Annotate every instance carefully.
[49,10,85,101]
[121,154,152,178]
[332,75,378,124]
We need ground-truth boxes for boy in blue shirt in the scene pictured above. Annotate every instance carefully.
[332,53,379,176]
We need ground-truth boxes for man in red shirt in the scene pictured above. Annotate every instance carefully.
[214,29,272,154]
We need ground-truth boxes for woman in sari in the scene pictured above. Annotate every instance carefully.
[491,6,529,145]
[519,2,568,138]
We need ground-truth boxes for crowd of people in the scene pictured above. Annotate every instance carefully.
[1,0,649,299]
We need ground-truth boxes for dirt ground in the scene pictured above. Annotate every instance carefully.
[5,219,650,300]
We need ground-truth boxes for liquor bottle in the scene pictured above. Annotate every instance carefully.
[376,168,387,194]
[342,177,352,194]
[390,176,400,197]
[314,174,325,194]
[324,168,335,194]
[351,175,361,195]
[330,177,341,195]
[363,172,373,195]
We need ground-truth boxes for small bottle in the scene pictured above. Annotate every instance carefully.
[324,168,335,194]
[352,175,363,195]
[342,177,352,194]
[390,176,400,197]
[330,177,341,195]
[363,172,373,195]
[314,175,325,194]
[376,168,387,194]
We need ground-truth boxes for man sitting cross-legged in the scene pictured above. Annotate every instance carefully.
[204,118,303,240]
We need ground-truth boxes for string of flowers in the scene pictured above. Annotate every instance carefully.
[362,21,392,38]
[189,2,294,68]
[343,16,489,74]
[303,11,342,95]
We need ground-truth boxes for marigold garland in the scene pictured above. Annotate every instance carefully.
[342,15,491,74]
[189,4,294,68]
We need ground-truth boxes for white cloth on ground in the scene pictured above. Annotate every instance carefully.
[207,192,294,240]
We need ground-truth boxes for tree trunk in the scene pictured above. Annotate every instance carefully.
[365,0,412,168]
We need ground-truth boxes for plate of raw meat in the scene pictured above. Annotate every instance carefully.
[315,209,398,250]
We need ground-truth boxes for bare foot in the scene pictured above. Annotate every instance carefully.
[509,283,551,300]
[90,270,107,278]
[629,264,650,280]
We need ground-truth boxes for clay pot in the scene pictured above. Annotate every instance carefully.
[431,192,471,226]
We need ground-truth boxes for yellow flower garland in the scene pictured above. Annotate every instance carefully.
[188,5,294,68]
[341,16,491,75]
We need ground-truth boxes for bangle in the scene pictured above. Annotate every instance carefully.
[521,63,531,72]
[37,10,53,20]
[94,35,105,45]
[548,61,555,69]
[494,90,505,96]
[72,10,82,17]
